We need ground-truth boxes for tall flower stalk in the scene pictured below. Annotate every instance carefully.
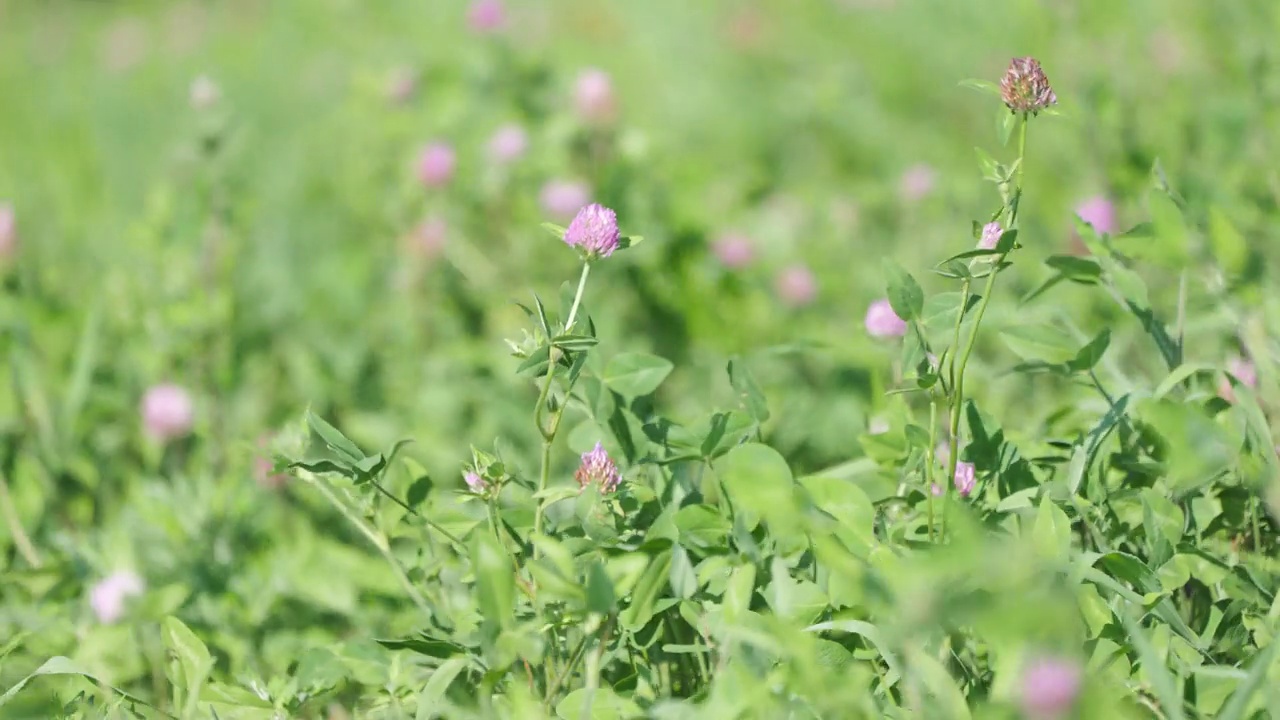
[940,58,1055,538]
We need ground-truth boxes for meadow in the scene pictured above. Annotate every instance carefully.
[2,0,1280,718]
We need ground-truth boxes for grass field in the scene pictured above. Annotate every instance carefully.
[2,1,1280,718]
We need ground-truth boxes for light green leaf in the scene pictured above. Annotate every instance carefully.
[602,352,674,397]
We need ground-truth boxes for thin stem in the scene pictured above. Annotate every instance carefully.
[545,627,593,705]
[944,115,1029,539]
[582,616,615,711]
[565,262,592,332]
[533,440,554,547]
[925,395,938,542]
[308,473,432,617]
[368,477,464,548]
[0,470,41,567]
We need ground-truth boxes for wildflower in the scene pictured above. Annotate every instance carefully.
[864,299,907,338]
[386,66,418,105]
[0,203,15,260]
[416,142,456,187]
[141,383,194,441]
[1219,355,1258,403]
[89,570,145,623]
[899,163,936,201]
[954,461,976,497]
[979,221,1003,250]
[467,0,505,33]
[711,233,754,269]
[540,179,591,219]
[487,124,527,164]
[463,471,488,494]
[868,417,890,435]
[999,57,1057,115]
[563,203,620,260]
[1018,655,1082,719]
[574,68,616,124]
[931,483,943,497]
[1075,196,1116,235]
[575,442,621,492]
[776,265,818,307]
[405,217,447,259]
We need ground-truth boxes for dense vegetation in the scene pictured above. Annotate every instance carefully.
[2,1,1279,718]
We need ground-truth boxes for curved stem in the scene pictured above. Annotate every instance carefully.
[565,262,592,332]
[308,473,432,617]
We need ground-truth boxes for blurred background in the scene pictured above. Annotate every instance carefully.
[1,0,1278,714]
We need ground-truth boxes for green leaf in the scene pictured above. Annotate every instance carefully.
[728,358,770,424]
[0,656,162,711]
[602,352,674,397]
[376,633,468,659]
[162,616,215,715]
[417,657,469,717]
[1217,634,1280,720]
[585,560,617,614]
[470,532,515,633]
[883,259,924,322]
[908,647,973,720]
[556,687,643,720]
[1066,329,1111,373]
[306,410,363,463]
[1208,207,1248,276]
[1117,610,1186,720]
[618,548,672,631]
[550,333,599,351]
[717,443,797,533]
[959,78,1001,97]
[674,504,731,551]
[541,222,567,240]
[922,292,979,332]
[1030,496,1072,563]
[1000,321,1078,363]
[668,545,698,599]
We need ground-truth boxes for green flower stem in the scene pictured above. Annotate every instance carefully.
[942,115,1029,539]
[925,394,938,542]
[533,261,593,550]
[544,629,592,706]
[565,261,592,332]
[308,473,432,618]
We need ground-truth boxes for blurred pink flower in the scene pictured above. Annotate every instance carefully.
[931,483,943,497]
[935,442,951,469]
[776,265,818,307]
[141,383,194,441]
[1019,655,1082,719]
[1075,196,1116,235]
[254,435,288,489]
[1218,355,1258,403]
[387,66,419,105]
[868,417,890,435]
[899,164,936,201]
[89,570,145,623]
[864,299,907,338]
[416,142,456,187]
[464,471,488,494]
[954,461,976,497]
[979,221,1003,250]
[487,124,528,164]
[102,17,148,73]
[406,217,448,258]
[0,203,16,260]
[712,233,754,269]
[540,180,591,219]
[467,0,505,33]
[189,74,220,110]
[574,68,617,125]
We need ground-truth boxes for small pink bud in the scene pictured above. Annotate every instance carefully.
[464,471,488,494]
[899,164,936,201]
[776,265,818,308]
[864,299,907,338]
[979,221,1003,250]
[1218,355,1258,404]
[467,0,505,33]
[416,142,456,187]
[1019,655,1082,719]
[254,435,288,489]
[574,68,616,125]
[487,124,528,164]
[540,180,591,220]
[0,203,16,260]
[711,233,754,269]
[386,66,418,105]
[89,570,145,623]
[931,483,943,497]
[954,461,976,497]
[141,384,194,441]
[1075,196,1116,235]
